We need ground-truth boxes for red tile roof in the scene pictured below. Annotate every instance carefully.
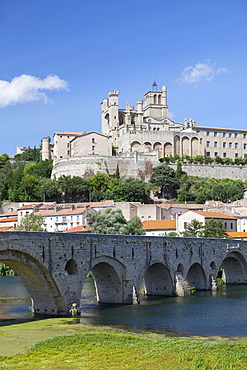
[63,225,91,233]
[0,226,13,231]
[0,217,18,223]
[18,204,42,210]
[190,211,237,220]
[142,219,176,230]
[227,232,247,239]
[0,211,18,217]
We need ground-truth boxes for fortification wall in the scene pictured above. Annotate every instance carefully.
[169,163,247,180]
[51,154,159,181]
[51,155,247,181]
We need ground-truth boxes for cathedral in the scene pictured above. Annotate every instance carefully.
[42,86,247,180]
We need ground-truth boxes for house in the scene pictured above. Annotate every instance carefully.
[142,219,176,236]
[0,211,18,229]
[177,210,238,234]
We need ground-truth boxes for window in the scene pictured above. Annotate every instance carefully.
[223,142,226,148]
[206,131,210,136]
[231,223,233,230]
[214,132,217,137]
[244,134,247,139]
[244,144,247,150]
[235,133,238,138]
[225,222,227,229]
[67,143,70,147]
[245,154,247,158]
[92,138,95,143]
[67,150,70,155]
[214,152,218,157]
[235,143,238,149]
[56,217,58,222]
[229,133,232,138]
[206,141,210,147]
[184,222,188,228]
[235,153,238,158]
[206,152,210,157]
[214,142,218,147]
[223,152,226,157]
[62,216,67,223]
[200,138,202,144]
[223,132,226,138]
[229,143,232,148]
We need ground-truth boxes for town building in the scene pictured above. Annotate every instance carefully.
[142,219,176,236]
[177,210,238,234]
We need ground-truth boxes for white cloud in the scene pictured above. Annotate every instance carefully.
[0,74,69,107]
[178,60,228,85]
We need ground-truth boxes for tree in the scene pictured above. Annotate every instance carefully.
[108,177,152,203]
[201,219,228,238]
[181,219,204,237]
[182,218,228,238]
[18,213,45,231]
[149,164,179,199]
[86,208,145,235]
[14,146,41,162]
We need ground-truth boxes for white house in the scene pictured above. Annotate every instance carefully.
[177,210,238,234]
[142,219,176,236]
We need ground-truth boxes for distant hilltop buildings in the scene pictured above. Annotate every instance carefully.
[41,86,247,181]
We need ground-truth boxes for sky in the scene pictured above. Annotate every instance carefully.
[0,0,247,155]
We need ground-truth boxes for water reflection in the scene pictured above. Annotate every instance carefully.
[1,276,247,337]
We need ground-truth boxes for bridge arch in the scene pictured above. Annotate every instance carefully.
[0,249,68,315]
[90,256,127,304]
[220,251,247,284]
[65,259,78,275]
[186,263,207,290]
[143,262,174,296]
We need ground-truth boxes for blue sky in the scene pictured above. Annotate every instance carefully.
[1,0,247,155]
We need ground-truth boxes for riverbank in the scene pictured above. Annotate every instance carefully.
[0,318,247,369]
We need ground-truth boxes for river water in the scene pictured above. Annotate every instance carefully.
[1,276,247,337]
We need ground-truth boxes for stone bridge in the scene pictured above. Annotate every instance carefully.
[0,231,246,316]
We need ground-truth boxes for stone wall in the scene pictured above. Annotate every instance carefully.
[52,154,247,181]
[51,153,159,181]
[170,163,247,180]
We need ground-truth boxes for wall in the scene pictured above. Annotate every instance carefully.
[52,154,247,182]
[51,153,159,181]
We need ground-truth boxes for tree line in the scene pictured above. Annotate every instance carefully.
[0,149,246,205]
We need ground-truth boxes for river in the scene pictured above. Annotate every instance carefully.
[1,276,247,337]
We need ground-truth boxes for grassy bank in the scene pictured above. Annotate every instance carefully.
[0,318,247,369]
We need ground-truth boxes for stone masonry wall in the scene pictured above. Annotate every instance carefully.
[52,155,247,181]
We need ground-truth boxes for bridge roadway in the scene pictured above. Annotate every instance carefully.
[0,231,246,316]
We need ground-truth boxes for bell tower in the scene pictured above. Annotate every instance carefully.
[143,85,168,119]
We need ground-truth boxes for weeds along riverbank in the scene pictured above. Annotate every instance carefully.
[0,318,247,369]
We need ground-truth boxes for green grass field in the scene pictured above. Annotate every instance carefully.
[0,318,247,369]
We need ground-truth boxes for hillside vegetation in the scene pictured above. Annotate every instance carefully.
[1,150,247,204]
